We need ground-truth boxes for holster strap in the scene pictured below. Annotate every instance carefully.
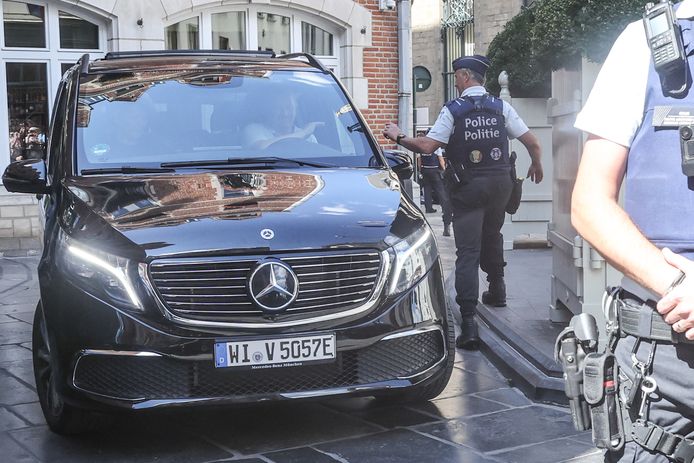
[618,293,694,344]
[632,419,694,462]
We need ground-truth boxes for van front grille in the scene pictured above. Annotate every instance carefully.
[149,251,382,321]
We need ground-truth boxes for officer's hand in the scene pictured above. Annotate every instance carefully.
[526,162,543,184]
[383,122,401,142]
[657,248,694,340]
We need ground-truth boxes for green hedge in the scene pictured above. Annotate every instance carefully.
[485,0,649,98]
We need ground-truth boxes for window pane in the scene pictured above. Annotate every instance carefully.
[3,1,45,48]
[302,22,333,56]
[59,11,98,49]
[6,62,47,162]
[61,62,74,76]
[165,17,199,50]
[257,12,289,54]
[212,12,245,50]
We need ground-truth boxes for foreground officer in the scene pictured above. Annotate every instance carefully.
[571,1,694,461]
[383,54,543,350]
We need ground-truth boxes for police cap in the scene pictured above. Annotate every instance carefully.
[452,55,491,77]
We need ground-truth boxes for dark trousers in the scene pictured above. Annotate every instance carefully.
[450,173,512,317]
[421,168,452,225]
[605,332,694,462]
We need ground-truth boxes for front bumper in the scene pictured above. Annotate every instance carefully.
[44,264,449,410]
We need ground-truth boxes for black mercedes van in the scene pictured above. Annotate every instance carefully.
[2,51,454,434]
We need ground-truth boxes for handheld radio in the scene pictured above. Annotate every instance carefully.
[644,1,687,94]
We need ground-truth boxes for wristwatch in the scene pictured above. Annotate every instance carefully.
[395,133,406,144]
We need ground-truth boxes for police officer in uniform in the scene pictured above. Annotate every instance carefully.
[418,139,453,236]
[573,1,694,461]
[383,54,543,350]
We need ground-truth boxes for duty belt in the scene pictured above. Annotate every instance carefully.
[618,291,694,344]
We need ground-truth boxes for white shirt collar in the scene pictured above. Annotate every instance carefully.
[460,85,486,97]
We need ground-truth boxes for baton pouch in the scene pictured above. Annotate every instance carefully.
[584,353,625,451]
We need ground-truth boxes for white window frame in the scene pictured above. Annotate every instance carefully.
[164,4,342,75]
[0,0,107,177]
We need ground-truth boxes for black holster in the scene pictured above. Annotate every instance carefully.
[583,352,625,451]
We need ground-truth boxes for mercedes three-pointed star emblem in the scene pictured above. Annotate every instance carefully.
[248,260,299,312]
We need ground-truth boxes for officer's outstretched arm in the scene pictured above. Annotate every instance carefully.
[571,135,681,296]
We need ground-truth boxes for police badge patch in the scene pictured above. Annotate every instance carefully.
[470,150,482,163]
[490,147,502,161]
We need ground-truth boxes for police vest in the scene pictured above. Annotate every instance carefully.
[445,94,510,172]
[420,151,440,168]
[627,13,694,257]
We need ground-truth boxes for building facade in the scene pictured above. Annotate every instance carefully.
[0,0,403,251]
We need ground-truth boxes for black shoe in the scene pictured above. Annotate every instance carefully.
[481,277,506,307]
[425,208,437,213]
[443,224,451,237]
[456,317,480,350]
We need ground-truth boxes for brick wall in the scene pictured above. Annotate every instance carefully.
[0,187,40,251]
[357,0,400,147]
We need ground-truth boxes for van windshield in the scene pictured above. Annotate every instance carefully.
[76,69,378,171]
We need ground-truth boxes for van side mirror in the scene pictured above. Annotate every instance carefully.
[383,150,413,181]
[2,158,49,194]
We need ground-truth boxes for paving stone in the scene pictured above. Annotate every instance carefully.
[436,366,509,400]
[0,304,37,315]
[0,373,37,405]
[10,422,232,463]
[9,402,44,426]
[493,436,600,463]
[266,447,341,463]
[411,393,509,420]
[455,353,507,381]
[0,406,30,431]
[0,344,32,363]
[316,428,497,463]
[562,451,605,462]
[0,432,39,462]
[350,405,441,428]
[0,314,17,323]
[7,311,33,324]
[3,359,35,387]
[415,405,580,453]
[474,388,533,407]
[0,322,32,345]
[187,402,381,455]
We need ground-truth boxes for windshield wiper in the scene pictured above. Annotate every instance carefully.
[80,166,175,175]
[161,157,335,168]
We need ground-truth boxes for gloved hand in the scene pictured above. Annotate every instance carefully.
[417,173,423,182]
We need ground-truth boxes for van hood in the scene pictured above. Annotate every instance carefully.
[63,168,422,258]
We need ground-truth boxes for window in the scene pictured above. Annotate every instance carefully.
[212,12,245,50]
[59,11,98,49]
[302,22,333,56]
[257,12,290,54]
[6,62,48,161]
[3,1,45,48]
[166,17,199,50]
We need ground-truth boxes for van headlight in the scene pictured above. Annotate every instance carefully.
[386,224,439,295]
[57,230,143,310]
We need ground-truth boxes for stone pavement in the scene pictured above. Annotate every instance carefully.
[0,221,603,462]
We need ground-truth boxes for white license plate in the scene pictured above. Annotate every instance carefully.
[214,333,336,370]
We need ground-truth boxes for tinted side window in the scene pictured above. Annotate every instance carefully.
[46,80,67,182]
